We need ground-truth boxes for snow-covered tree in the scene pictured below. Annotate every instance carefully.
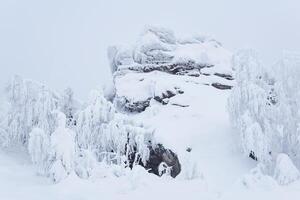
[28,127,51,175]
[0,75,169,181]
[59,87,78,127]
[228,50,300,172]
[3,76,59,146]
[76,90,116,151]
[228,50,273,164]
[48,112,75,183]
[76,90,153,167]
[270,52,300,167]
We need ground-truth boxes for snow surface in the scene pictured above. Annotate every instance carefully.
[1,83,300,199]
[1,85,300,199]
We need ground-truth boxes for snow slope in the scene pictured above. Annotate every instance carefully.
[130,75,255,191]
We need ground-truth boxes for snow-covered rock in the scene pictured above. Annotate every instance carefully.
[109,26,237,179]
[274,153,300,185]
[109,26,234,113]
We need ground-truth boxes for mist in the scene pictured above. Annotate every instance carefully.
[0,0,299,100]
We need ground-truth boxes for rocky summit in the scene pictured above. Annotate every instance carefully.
[108,26,234,113]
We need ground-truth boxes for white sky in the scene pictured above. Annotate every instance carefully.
[0,0,299,100]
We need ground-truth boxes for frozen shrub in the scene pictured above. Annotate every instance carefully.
[59,87,78,127]
[48,112,75,183]
[4,76,59,146]
[240,164,277,190]
[228,50,300,171]
[274,153,300,185]
[179,150,201,180]
[28,128,50,175]
[228,50,273,164]
[75,149,97,179]
[76,90,116,151]
[76,90,153,168]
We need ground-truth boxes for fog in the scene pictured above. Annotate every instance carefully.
[0,0,299,100]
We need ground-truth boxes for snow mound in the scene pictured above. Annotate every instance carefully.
[274,153,300,185]
[239,164,278,190]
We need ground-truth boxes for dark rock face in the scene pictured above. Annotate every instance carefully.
[214,73,234,80]
[211,83,233,90]
[171,103,189,107]
[116,97,151,113]
[128,143,181,178]
[145,144,181,178]
[154,90,176,105]
[128,61,212,77]
[116,87,184,113]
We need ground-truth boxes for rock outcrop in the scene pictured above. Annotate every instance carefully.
[109,26,234,113]
[109,26,234,178]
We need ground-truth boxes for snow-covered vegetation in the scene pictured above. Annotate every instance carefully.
[0,76,159,182]
[228,50,300,175]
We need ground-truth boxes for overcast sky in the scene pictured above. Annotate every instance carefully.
[0,0,299,100]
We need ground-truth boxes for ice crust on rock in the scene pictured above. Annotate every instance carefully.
[109,26,234,113]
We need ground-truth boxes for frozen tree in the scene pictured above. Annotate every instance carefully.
[48,112,75,183]
[76,90,116,151]
[228,50,273,163]
[28,128,51,175]
[108,116,153,168]
[3,75,59,146]
[269,53,300,167]
[59,87,78,127]
[76,90,153,167]
[229,50,300,173]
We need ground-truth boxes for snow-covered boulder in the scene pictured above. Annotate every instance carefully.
[133,26,176,65]
[274,153,300,185]
[109,26,234,113]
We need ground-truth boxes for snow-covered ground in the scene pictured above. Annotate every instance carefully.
[1,85,300,199]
